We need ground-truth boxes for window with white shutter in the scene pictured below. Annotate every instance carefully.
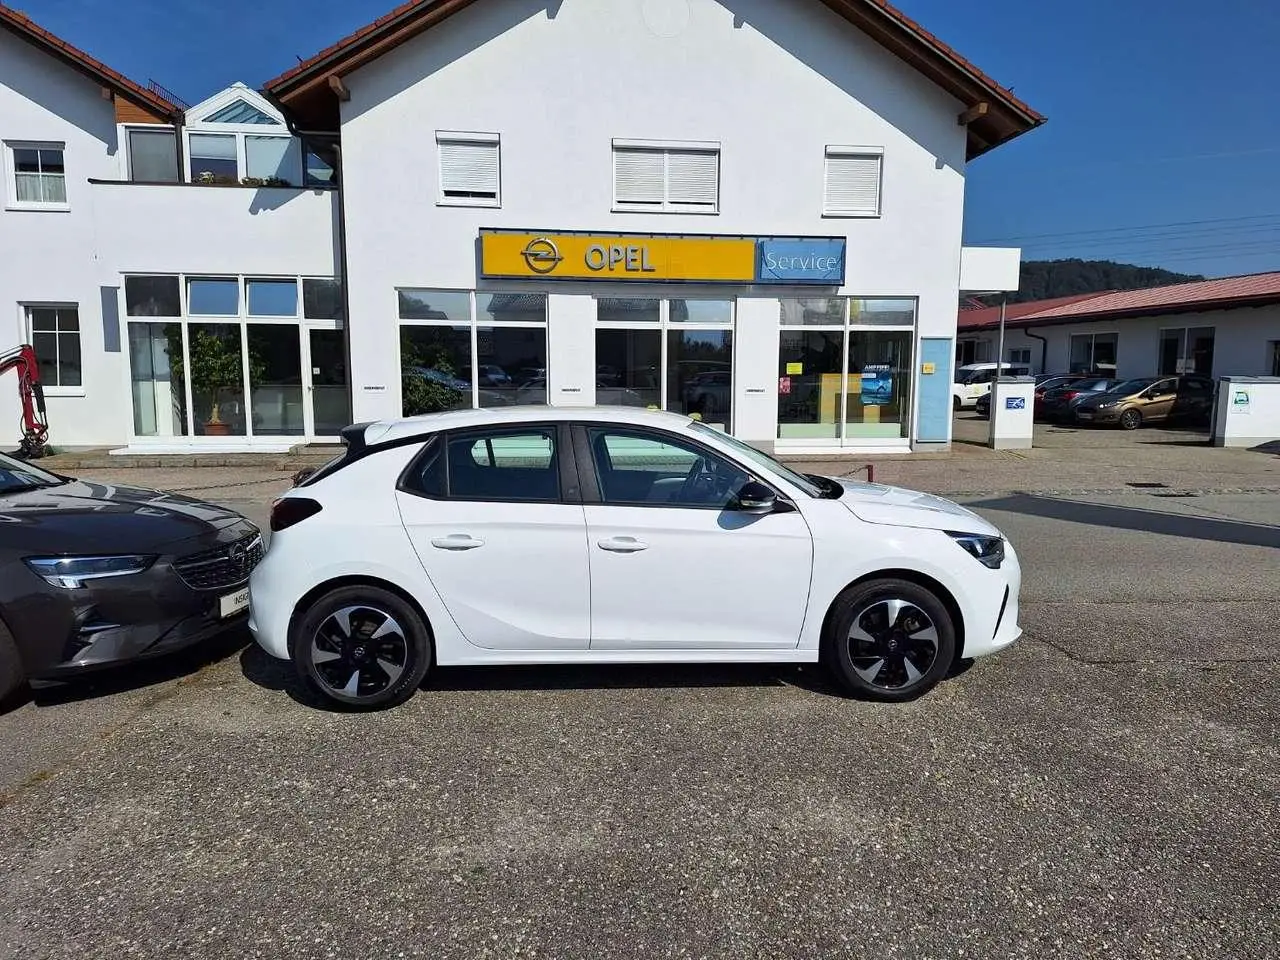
[613,140,719,213]
[823,147,882,217]
[437,132,500,207]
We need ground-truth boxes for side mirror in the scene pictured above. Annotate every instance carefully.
[735,481,778,515]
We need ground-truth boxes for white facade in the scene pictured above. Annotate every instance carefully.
[961,305,1280,380]
[338,0,981,452]
[2,0,1041,453]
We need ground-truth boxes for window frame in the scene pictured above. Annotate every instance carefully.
[436,131,501,208]
[822,145,883,219]
[24,303,83,395]
[571,422,779,512]
[398,424,578,504]
[5,141,69,211]
[612,139,721,215]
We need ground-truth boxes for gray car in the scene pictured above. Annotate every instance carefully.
[0,451,260,703]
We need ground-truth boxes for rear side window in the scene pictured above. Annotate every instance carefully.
[401,427,561,502]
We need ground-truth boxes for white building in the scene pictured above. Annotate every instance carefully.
[956,274,1280,380]
[2,0,1042,455]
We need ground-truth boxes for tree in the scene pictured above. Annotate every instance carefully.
[972,259,1204,305]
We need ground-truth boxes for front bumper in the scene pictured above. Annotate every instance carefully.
[961,540,1023,659]
[7,521,261,680]
[1074,406,1121,423]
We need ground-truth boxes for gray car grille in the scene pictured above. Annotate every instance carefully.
[173,532,264,591]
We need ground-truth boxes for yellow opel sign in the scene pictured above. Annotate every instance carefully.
[480,230,758,282]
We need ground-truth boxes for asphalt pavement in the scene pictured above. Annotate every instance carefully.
[1,489,1278,959]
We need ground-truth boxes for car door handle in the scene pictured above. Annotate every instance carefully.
[598,536,648,553]
[430,534,485,551]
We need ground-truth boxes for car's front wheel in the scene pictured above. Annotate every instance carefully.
[293,585,433,710]
[1119,408,1142,430]
[824,579,956,702]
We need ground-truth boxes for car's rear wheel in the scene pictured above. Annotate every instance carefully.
[293,585,432,710]
[824,579,956,702]
[0,620,25,708]
[1119,408,1142,430]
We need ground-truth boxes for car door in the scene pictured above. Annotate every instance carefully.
[1143,378,1179,422]
[575,424,813,650]
[395,424,590,650]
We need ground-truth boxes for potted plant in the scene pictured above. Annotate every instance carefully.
[170,328,265,435]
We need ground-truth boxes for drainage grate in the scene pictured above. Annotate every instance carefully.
[1126,482,1168,489]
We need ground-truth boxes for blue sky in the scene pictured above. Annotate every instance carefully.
[27,0,1280,278]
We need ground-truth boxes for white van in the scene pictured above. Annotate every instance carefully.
[952,362,1031,409]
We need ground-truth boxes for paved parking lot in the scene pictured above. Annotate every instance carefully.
[2,475,1278,958]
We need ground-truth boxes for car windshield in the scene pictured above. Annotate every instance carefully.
[688,421,826,499]
[1073,379,1114,391]
[0,452,63,494]
[959,369,992,385]
[1107,378,1159,396]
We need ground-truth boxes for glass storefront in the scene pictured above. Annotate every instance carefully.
[398,290,547,415]
[595,297,734,429]
[124,274,347,441]
[778,297,916,443]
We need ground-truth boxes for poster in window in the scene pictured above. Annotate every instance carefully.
[860,364,893,406]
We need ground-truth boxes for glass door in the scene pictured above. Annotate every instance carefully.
[307,328,349,437]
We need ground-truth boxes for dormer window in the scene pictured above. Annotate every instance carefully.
[182,83,302,186]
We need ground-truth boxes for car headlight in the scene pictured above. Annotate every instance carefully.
[1096,400,1118,409]
[945,532,1005,569]
[24,555,156,589]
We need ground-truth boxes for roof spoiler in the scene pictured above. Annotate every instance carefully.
[339,421,373,454]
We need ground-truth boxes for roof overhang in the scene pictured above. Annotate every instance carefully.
[264,0,1045,155]
[964,294,1280,332]
[0,5,181,119]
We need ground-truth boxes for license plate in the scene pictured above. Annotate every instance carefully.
[1077,412,1093,420]
[219,588,250,618]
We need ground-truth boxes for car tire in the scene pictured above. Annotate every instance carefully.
[952,396,961,411]
[292,585,433,710]
[1119,408,1142,430]
[824,578,956,702]
[0,619,25,707]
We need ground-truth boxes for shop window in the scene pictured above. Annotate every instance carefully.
[127,128,179,183]
[398,289,547,415]
[125,276,181,317]
[437,133,500,206]
[1159,327,1214,375]
[777,298,916,443]
[1069,333,1118,375]
[129,323,188,437]
[188,323,246,436]
[823,147,882,217]
[613,141,719,213]
[27,306,81,389]
[595,298,733,429]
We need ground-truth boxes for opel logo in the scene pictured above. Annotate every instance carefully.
[228,542,247,563]
[521,237,563,274]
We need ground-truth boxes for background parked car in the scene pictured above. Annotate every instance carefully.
[1038,377,1120,422]
[1074,375,1215,429]
[975,374,1084,418]
[0,452,261,703]
[952,362,1032,410]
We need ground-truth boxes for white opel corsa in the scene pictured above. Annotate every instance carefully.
[249,408,1021,710]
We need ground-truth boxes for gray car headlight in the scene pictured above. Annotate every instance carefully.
[24,555,156,589]
[945,532,1005,569]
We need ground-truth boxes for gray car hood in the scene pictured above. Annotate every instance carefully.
[833,479,1001,537]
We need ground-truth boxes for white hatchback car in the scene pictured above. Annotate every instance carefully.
[249,408,1021,710]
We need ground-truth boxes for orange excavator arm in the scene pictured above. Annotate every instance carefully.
[0,344,49,459]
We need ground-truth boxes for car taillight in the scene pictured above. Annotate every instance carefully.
[271,497,322,532]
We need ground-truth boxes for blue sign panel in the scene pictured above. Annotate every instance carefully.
[756,238,846,285]
[1005,396,1026,410]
